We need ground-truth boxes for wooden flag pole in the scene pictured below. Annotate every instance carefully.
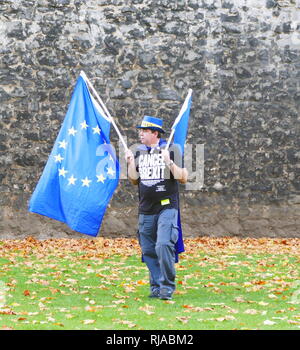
[80,71,129,152]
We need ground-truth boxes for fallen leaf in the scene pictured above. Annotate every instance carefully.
[268,294,278,299]
[244,309,258,315]
[0,308,16,315]
[83,319,95,325]
[139,304,155,315]
[215,315,236,322]
[234,296,245,303]
[193,307,214,312]
[49,288,60,294]
[263,320,276,325]
[137,280,147,285]
[176,316,190,324]
[204,282,215,287]
[1,325,14,330]
[288,320,300,325]
[113,319,136,328]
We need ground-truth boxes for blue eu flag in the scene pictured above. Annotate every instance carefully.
[29,72,119,236]
[170,89,192,261]
[173,89,192,155]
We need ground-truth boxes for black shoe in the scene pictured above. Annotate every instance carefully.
[148,289,160,298]
[159,288,173,300]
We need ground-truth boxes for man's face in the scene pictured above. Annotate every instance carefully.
[138,129,158,146]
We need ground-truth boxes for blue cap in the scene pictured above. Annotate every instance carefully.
[136,116,165,133]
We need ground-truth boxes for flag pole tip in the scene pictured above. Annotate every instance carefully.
[80,71,87,79]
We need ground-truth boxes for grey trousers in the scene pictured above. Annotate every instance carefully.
[138,208,179,293]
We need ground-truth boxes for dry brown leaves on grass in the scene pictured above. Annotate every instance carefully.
[0,235,300,258]
[0,235,300,330]
[0,236,140,259]
[185,236,300,257]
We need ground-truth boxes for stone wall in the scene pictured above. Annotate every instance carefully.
[1,0,300,239]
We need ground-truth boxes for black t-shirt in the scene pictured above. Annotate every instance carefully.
[134,139,183,215]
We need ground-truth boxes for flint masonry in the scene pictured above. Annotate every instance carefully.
[1,0,300,239]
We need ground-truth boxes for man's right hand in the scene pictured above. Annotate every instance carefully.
[126,149,139,184]
[125,149,134,164]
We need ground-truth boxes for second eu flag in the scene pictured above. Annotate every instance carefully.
[173,89,192,155]
[28,72,119,236]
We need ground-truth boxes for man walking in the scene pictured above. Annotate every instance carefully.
[126,116,188,300]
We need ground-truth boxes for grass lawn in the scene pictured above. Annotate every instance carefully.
[0,236,299,330]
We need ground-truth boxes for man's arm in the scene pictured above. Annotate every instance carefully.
[126,149,139,185]
[161,149,188,184]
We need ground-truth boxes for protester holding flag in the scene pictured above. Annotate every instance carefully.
[126,115,188,300]
[29,69,192,301]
